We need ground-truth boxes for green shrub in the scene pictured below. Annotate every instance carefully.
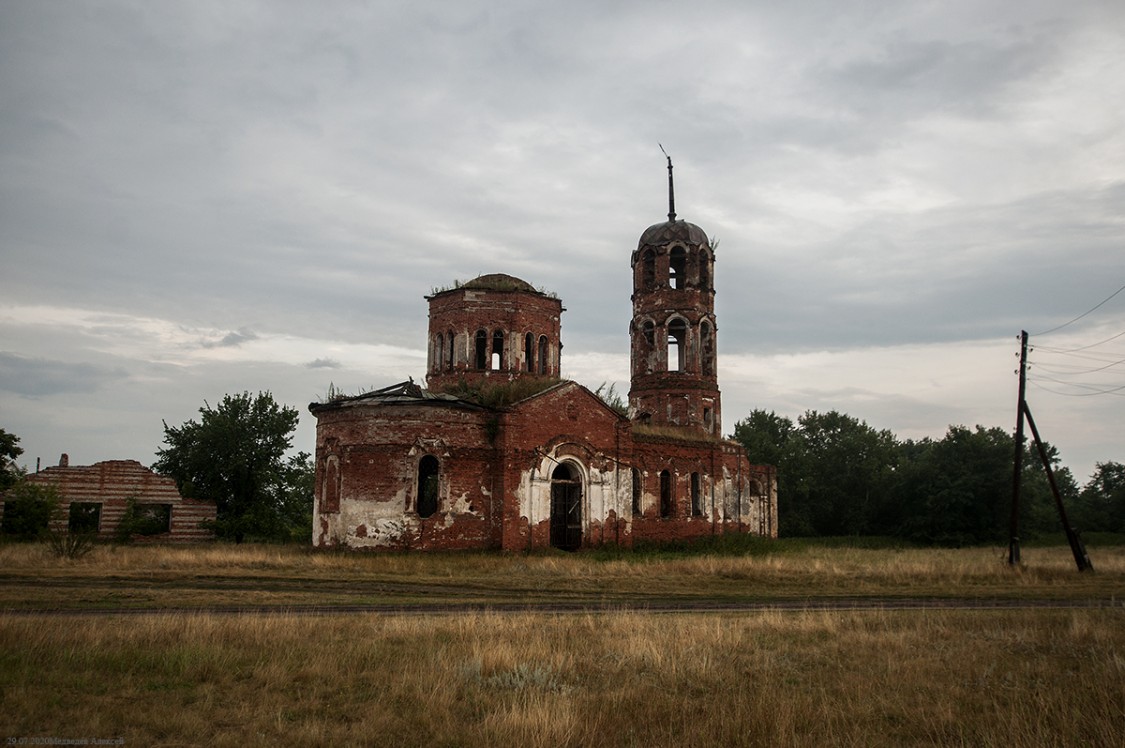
[1,481,59,540]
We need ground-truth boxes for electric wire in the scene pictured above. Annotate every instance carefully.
[1031,373,1125,393]
[1029,358,1125,376]
[1032,283,1125,337]
[1029,379,1125,397]
[1041,328,1125,353]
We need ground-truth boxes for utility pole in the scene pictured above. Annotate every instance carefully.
[1009,331,1027,566]
[1009,329,1093,572]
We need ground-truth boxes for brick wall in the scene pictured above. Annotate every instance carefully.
[4,459,216,543]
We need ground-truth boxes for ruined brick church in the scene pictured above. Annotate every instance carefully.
[309,168,777,550]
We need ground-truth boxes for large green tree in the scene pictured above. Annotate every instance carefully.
[1073,461,1125,533]
[735,407,1088,543]
[154,392,310,542]
[734,409,898,536]
[891,426,1014,545]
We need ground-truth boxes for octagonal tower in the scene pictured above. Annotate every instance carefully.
[425,273,564,392]
[628,158,721,436]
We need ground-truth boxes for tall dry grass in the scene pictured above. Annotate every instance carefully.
[1,541,1123,610]
[1,609,1122,746]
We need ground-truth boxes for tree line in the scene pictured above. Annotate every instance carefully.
[7,399,1121,547]
[733,409,1124,543]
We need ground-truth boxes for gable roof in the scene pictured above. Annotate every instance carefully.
[506,380,628,422]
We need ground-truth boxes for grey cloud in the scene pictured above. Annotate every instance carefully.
[201,330,259,349]
[1,1,1122,480]
[0,352,128,397]
[306,358,341,370]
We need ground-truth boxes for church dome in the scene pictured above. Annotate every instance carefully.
[461,273,539,294]
[637,219,710,249]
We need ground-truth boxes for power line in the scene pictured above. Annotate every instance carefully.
[1030,357,1125,376]
[1032,283,1125,336]
[1045,328,1125,352]
[1029,379,1125,397]
[1031,347,1125,367]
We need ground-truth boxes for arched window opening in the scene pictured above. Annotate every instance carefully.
[447,331,456,370]
[417,456,439,518]
[669,247,686,289]
[699,250,711,291]
[659,470,673,518]
[550,462,582,551]
[667,318,687,372]
[491,330,505,371]
[474,330,488,370]
[631,468,642,516]
[691,472,702,516]
[434,333,444,373]
[641,320,656,374]
[703,407,713,433]
[525,333,534,373]
[701,321,715,377]
[641,249,656,289]
[323,456,341,513]
[538,335,549,375]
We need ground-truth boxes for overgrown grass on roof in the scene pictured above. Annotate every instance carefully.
[632,423,725,444]
[437,377,562,409]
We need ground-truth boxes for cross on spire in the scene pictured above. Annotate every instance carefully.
[659,143,676,222]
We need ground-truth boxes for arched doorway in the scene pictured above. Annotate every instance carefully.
[550,462,582,551]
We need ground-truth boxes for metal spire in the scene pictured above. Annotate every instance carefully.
[659,143,676,222]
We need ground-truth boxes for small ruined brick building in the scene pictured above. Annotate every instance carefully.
[1,454,217,542]
[309,183,778,551]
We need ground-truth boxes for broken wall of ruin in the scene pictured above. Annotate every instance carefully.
[4,459,216,542]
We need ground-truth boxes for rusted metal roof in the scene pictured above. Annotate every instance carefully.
[637,219,710,249]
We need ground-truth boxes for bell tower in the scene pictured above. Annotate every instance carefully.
[628,154,721,436]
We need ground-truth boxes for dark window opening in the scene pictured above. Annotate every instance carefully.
[642,320,655,348]
[631,468,642,516]
[474,330,488,370]
[538,335,549,375]
[323,457,341,513]
[132,504,171,535]
[669,247,686,289]
[417,456,439,518]
[641,249,655,288]
[491,330,505,371]
[667,318,687,372]
[525,333,534,372]
[691,473,702,516]
[68,502,101,534]
[434,333,444,373]
[703,408,713,433]
[699,250,711,290]
[447,331,456,370]
[659,470,673,518]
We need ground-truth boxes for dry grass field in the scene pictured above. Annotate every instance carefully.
[1,539,1123,611]
[1,540,1123,746]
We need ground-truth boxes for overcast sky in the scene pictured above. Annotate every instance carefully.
[2,0,1122,484]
